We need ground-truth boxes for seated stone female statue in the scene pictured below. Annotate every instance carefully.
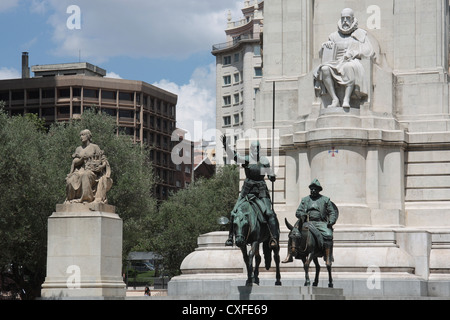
[65,129,112,204]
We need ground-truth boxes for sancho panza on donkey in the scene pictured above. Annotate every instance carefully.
[222,135,281,286]
[283,179,339,288]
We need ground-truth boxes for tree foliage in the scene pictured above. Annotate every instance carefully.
[0,108,157,299]
[153,165,239,276]
[0,108,50,299]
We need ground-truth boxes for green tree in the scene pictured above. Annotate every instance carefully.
[153,165,239,276]
[0,108,49,299]
[0,109,157,299]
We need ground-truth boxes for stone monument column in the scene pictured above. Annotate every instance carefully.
[256,1,408,227]
[251,0,450,296]
[41,130,126,299]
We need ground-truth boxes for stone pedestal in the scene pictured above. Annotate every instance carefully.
[41,203,126,299]
[170,230,450,298]
[236,286,344,300]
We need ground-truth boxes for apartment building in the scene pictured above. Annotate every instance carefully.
[212,0,264,163]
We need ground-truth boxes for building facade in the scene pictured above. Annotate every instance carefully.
[0,55,178,200]
[212,0,264,164]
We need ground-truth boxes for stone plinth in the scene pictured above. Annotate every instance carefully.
[41,203,126,299]
[235,286,344,300]
[171,230,450,298]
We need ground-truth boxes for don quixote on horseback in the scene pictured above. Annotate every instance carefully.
[283,179,339,288]
[222,135,281,287]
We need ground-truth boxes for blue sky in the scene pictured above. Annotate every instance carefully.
[0,0,244,137]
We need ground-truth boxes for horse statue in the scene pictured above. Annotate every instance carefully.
[284,206,337,288]
[231,195,281,286]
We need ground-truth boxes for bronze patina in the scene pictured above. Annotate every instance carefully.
[283,179,338,288]
[222,135,281,286]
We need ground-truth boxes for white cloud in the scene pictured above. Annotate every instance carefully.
[105,71,122,79]
[0,67,21,80]
[153,63,216,141]
[43,0,242,62]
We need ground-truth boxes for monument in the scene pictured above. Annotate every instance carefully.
[41,130,126,299]
[283,179,338,289]
[222,136,281,287]
[170,0,450,299]
[253,0,450,297]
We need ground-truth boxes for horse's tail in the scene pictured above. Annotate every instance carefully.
[263,240,272,270]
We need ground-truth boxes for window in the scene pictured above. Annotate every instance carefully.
[254,67,263,77]
[223,116,231,126]
[102,90,116,100]
[58,107,70,115]
[73,105,81,114]
[72,88,81,97]
[234,73,240,83]
[0,91,8,101]
[143,95,148,107]
[42,108,55,116]
[234,53,240,63]
[223,75,231,86]
[27,90,39,100]
[223,56,231,65]
[223,95,231,106]
[42,89,55,99]
[254,45,261,56]
[234,93,240,104]
[119,92,133,101]
[58,88,70,99]
[84,88,99,99]
[234,114,240,124]
[149,98,154,110]
[119,110,134,118]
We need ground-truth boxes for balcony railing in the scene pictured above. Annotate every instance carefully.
[212,34,258,52]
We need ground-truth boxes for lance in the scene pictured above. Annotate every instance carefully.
[271,81,275,212]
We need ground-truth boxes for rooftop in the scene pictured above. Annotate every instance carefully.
[31,62,107,78]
